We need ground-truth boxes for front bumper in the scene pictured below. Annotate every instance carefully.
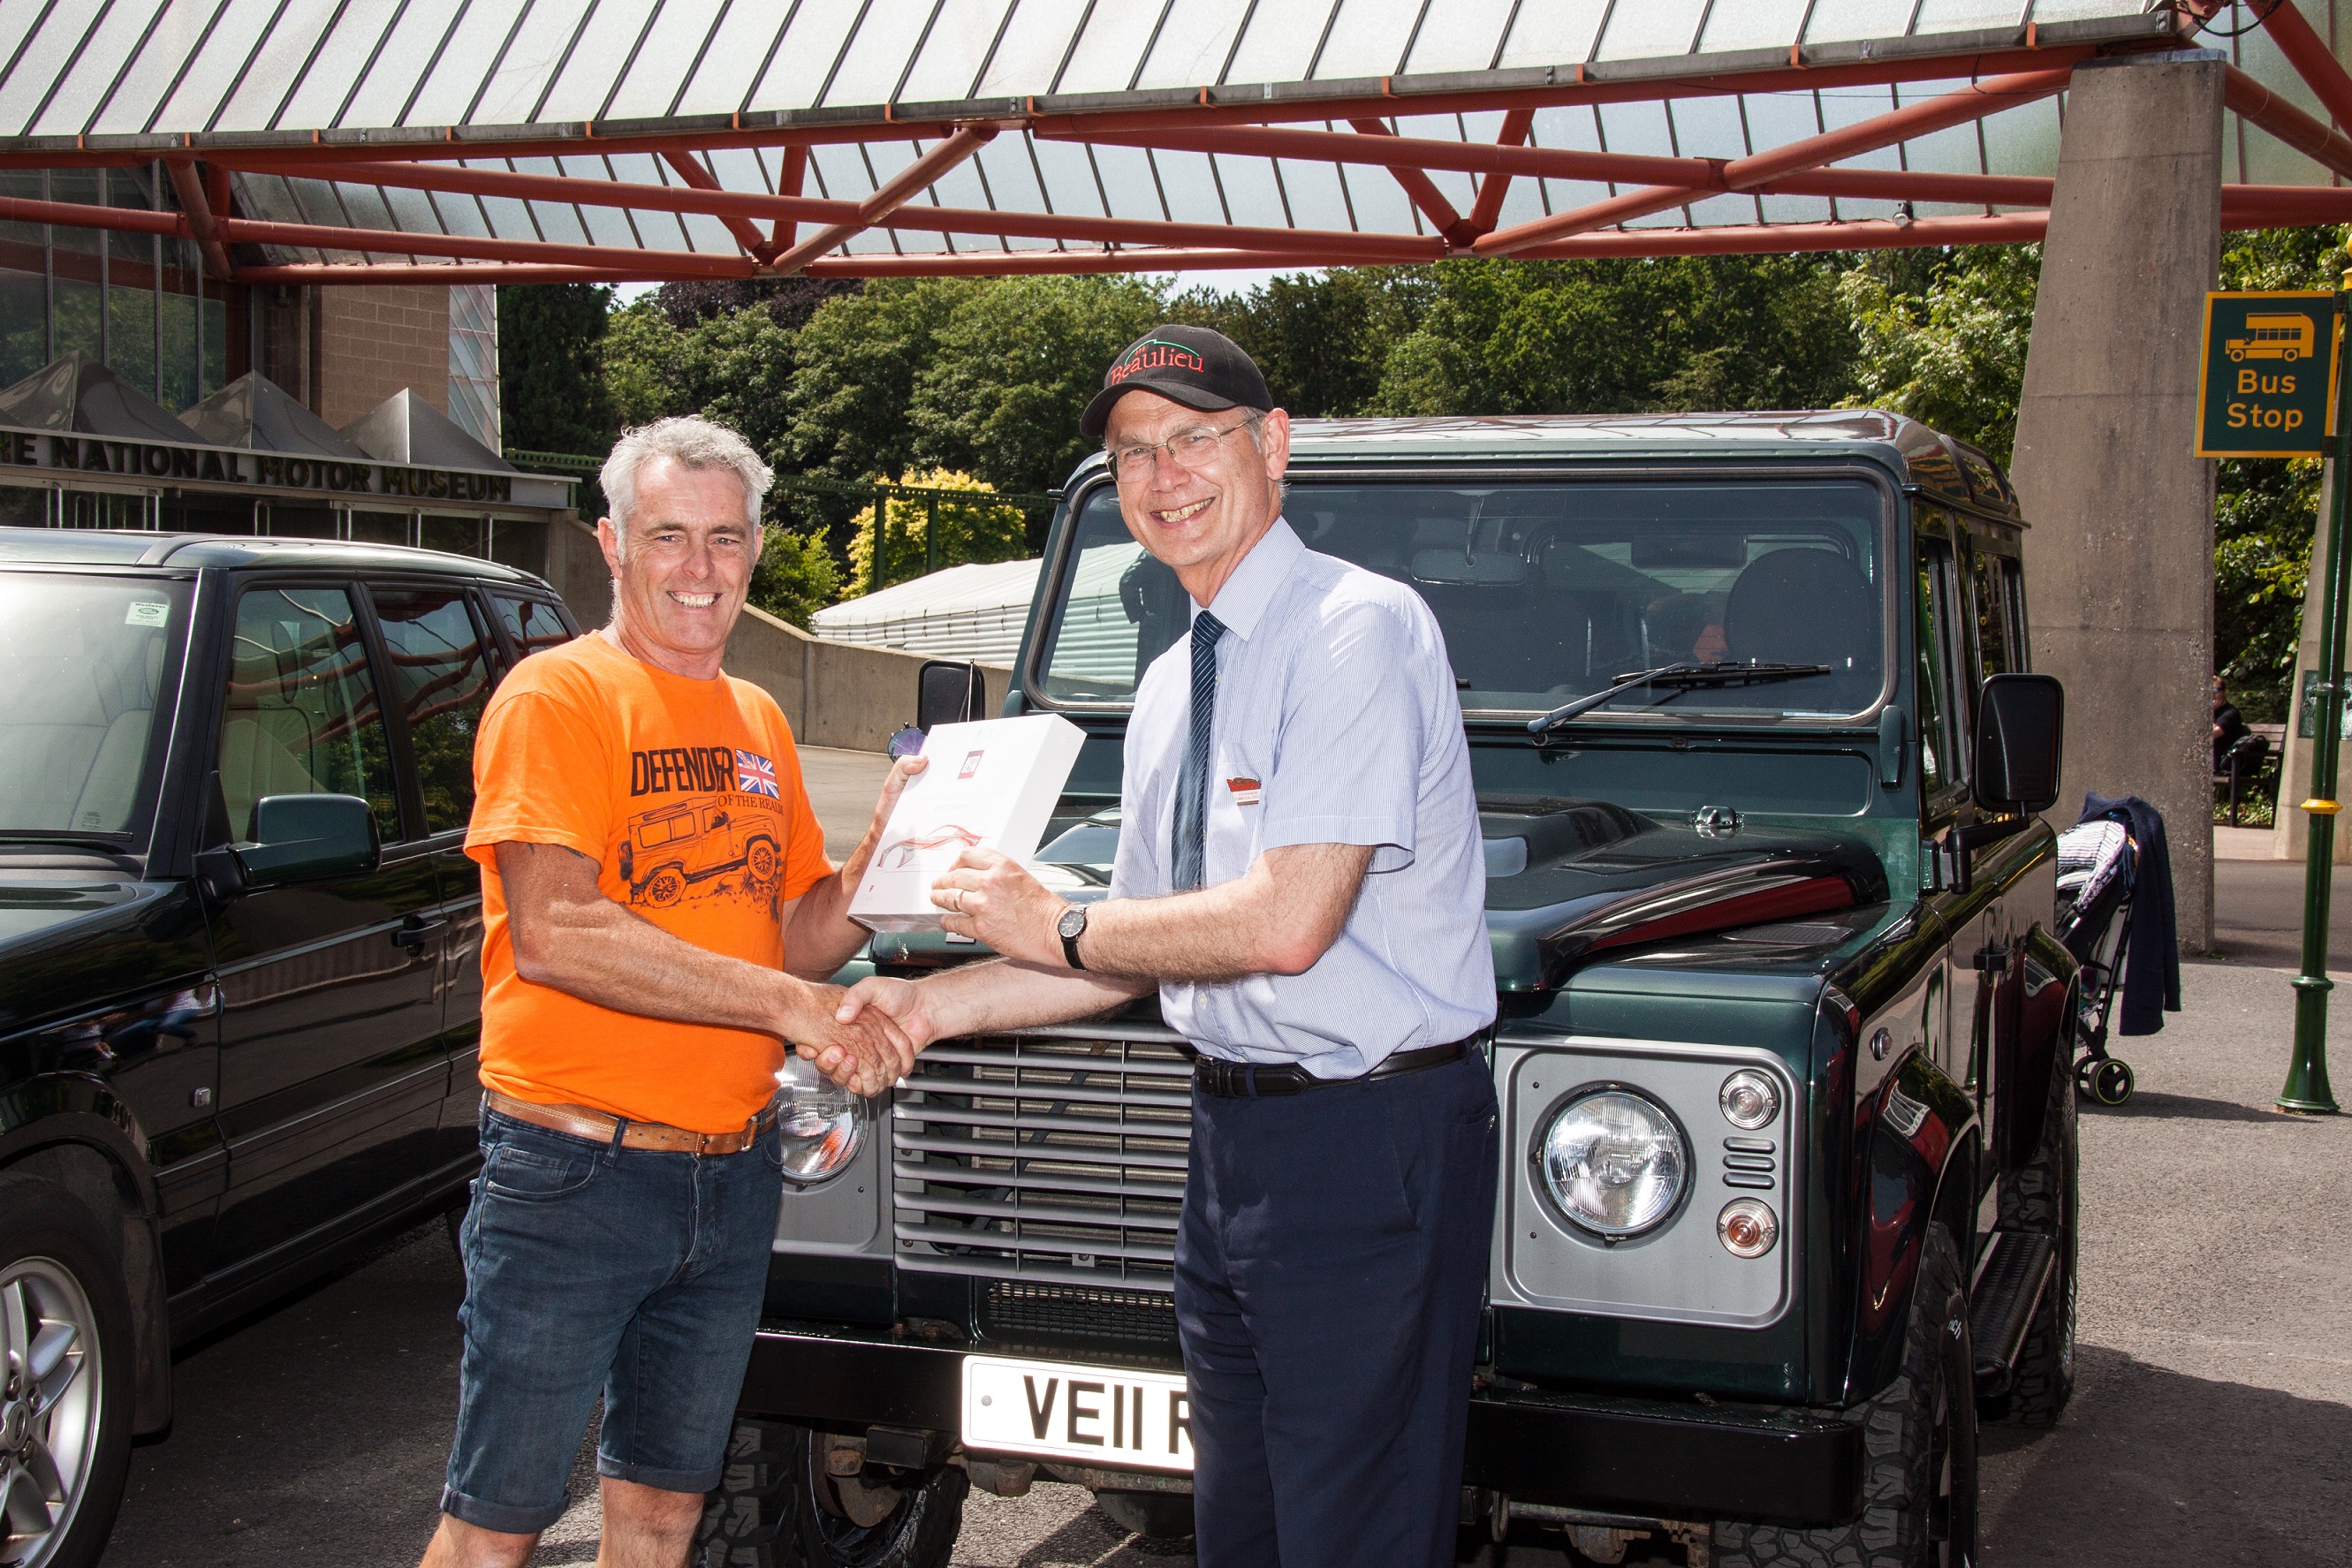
[738,1323,1863,1527]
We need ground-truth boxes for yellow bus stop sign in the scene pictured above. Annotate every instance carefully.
[2198,290,2339,458]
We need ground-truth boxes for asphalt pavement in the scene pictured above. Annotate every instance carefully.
[94,835,2352,1567]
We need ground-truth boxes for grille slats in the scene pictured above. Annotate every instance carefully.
[892,1026,1195,1294]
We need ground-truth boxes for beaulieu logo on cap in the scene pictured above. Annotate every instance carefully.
[1107,339,1207,386]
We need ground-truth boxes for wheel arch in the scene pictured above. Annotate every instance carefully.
[1840,1049,1979,1405]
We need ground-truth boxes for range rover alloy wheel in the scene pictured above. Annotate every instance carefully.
[1715,1222,1979,1568]
[0,1176,134,1568]
[697,1420,964,1568]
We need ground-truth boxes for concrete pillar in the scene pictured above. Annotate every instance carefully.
[2271,464,2352,861]
[2011,49,2224,952]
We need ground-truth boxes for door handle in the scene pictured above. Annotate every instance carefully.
[392,914,449,953]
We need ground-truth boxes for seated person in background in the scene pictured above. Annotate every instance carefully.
[2212,676,2250,774]
[1644,591,1729,664]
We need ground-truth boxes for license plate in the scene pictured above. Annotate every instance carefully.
[961,1354,1194,1472]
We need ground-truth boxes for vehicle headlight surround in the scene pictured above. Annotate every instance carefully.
[775,1055,868,1186]
[1534,1085,1690,1240]
[1718,1069,1780,1131]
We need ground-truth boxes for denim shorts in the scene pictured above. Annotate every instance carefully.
[439,1106,784,1534]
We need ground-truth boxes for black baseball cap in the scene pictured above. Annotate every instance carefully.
[1080,324,1274,441]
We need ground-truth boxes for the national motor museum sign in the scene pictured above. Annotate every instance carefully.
[2,428,534,504]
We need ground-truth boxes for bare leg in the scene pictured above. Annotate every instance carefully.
[417,1516,537,1568]
[596,1475,708,1568]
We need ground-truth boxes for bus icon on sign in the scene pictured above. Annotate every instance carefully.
[2226,314,2317,362]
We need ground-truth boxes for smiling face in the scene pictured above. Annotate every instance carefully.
[1104,390,1290,607]
[596,455,757,679]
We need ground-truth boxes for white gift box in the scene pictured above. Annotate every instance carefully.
[847,714,1088,933]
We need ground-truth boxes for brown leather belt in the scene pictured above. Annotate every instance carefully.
[484,1088,778,1155]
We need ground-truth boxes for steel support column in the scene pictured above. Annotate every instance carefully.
[2010,49,2226,952]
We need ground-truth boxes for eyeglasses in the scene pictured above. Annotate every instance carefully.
[1109,416,1258,482]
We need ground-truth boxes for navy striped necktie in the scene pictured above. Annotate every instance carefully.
[1172,610,1226,891]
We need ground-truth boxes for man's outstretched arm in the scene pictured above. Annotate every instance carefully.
[496,839,913,1095]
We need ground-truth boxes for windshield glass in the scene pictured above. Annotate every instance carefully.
[1035,476,1890,717]
[0,572,187,838]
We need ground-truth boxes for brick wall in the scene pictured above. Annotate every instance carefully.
[315,285,450,429]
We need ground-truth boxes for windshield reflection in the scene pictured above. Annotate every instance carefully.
[0,574,185,837]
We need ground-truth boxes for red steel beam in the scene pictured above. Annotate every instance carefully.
[163,158,234,278]
[242,263,678,284]
[2259,1,2352,133]
[773,144,808,254]
[2226,64,2352,183]
[217,214,755,276]
[0,194,180,233]
[662,149,771,261]
[219,153,1440,260]
[1476,65,2075,254]
[1348,118,1472,244]
[1466,108,1536,238]
[768,125,997,273]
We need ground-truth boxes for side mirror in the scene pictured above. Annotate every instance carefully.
[1973,673,2064,814]
[198,793,381,898]
[916,660,989,733]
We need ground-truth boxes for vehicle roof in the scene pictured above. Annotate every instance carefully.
[0,529,551,581]
[1081,409,2022,521]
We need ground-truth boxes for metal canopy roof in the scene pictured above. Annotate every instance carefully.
[1,1,2348,282]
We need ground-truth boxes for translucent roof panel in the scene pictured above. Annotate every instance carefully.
[5,1,2345,278]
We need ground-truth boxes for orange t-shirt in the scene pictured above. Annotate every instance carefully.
[465,632,830,1132]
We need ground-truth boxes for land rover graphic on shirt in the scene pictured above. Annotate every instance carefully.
[615,746,787,910]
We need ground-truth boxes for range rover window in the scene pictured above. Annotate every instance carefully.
[489,593,576,662]
[218,586,400,843]
[370,585,495,835]
[1036,476,1889,718]
[0,572,186,838]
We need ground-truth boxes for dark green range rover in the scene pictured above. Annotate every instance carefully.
[720,412,2079,1568]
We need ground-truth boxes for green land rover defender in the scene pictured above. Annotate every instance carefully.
[706,412,2080,1568]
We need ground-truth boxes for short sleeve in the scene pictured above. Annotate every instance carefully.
[770,723,833,904]
[1258,600,1427,872]
[465,688,615,867]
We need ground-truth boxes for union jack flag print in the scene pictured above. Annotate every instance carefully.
[735,749,779,798]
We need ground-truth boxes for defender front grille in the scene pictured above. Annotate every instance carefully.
[892,1024,1193,1292]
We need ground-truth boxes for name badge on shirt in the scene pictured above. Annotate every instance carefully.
[1226,776,1262,807]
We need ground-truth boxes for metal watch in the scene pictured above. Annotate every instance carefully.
[1057,903,1089,970]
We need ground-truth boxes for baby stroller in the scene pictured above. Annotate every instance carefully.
[2053,818,2138,1105]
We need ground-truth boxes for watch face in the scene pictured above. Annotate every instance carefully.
[1058,905,1087,939]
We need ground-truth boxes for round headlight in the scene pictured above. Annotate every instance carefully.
[1537,1088,1688,1238]
[1719,1070,1780,1131]
[1718,1198,1779,1259]
[776,1055,868,1185]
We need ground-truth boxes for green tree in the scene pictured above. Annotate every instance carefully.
[843,467,1032,595]
[785,279,983,483]
[910,275,1165,499]
[1837,246,2039,462]
[497,284,614,454]
[747,525,841,630]
[1174,268,1433,416]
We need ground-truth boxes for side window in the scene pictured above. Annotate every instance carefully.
[1970,549,2015,678]
[218,586,399,843]
[490,594,577,663]
[1999,558,2028,670]
[1915,541,1966,799]
[371,585,495,836]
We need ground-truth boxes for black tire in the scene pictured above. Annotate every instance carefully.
[1095,1488,1195,1541]
[1714,1223,1978,1568]
[1984,1060,2077,1428]
[697,1420,965,1568]
[0,1172,137,1568]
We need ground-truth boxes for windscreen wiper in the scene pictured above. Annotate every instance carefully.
[1526,660,1833,736]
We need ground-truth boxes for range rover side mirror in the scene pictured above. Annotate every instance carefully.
[199,794,381,898]
[1972,673,2064,814]
[916,660,989,733]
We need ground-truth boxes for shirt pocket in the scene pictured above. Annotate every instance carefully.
[1205,741,1265,875]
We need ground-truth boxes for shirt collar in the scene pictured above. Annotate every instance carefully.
[1192,517,1301,642]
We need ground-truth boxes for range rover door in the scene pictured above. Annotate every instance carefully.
[202,581,446,1278]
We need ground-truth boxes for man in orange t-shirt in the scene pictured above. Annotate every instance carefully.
[419,417,923,1568]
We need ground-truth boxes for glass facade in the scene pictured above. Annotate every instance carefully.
[0,164,235,411]
[447,283,500,452]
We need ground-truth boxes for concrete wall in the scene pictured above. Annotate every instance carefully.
[2010,51,2223,951]
[315,285,451,429]
[543,516,1009,753]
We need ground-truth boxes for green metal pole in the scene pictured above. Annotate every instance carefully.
[2280,286,2352,1114]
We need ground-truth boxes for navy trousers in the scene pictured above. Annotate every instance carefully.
[1174,1050,1500,1568]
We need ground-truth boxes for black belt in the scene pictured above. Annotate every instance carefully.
[1192,1034,1484,1098]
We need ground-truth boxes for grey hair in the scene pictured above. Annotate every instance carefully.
[601,416,774,556]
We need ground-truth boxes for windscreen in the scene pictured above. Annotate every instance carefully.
[1035,477,1889,717]
[0,572,186,837]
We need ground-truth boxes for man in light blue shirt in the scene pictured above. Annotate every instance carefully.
[838,325,1498,1568]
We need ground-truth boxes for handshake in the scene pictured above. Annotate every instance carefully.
[790,973,938,1098]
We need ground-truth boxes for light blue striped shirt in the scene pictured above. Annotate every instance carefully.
[1109,518,1496,1076]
